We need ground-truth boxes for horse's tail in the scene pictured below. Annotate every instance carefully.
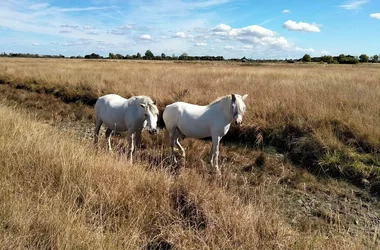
[162,105,169,129]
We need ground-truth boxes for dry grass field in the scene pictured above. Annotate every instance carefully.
[0,58,380,249]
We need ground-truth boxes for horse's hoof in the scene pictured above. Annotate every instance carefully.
[216,168,221,175]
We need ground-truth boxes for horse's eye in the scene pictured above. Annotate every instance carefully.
[145,114,147,117]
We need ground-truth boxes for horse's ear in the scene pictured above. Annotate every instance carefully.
[242,94,248,101]
[153,100,156,105]
[140,103,146,109]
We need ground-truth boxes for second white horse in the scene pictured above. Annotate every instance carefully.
[163,94,248,174]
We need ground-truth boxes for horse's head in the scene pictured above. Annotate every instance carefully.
[140,101,158,135]
[231,94,248,126]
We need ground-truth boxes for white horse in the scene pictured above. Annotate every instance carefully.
[94,94,159,163]
[163,94,248,174]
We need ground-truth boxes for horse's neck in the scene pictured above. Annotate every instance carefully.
[211,99,233,124]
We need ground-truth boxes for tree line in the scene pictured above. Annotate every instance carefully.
[302,53,379,64]
[1,51,379,64]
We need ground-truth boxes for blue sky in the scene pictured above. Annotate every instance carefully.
[1,0,379,59]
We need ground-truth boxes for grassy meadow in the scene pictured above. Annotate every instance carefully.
[1,58,380,185]
[0,58,380,249]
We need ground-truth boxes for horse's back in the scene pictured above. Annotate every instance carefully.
[95,94,130,131]
[96,94,128,108]
[163,102,211,138]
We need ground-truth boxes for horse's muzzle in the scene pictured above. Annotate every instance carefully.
[235,120,242,126]
[149,129,157,135]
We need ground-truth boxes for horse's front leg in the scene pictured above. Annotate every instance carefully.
[211,136,222,175]
[135,129,142,148]
[127,131,135,164]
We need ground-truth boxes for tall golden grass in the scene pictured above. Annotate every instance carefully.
[1,58,379,138]
[0,102,373,249]
[1,58,380,184]
[1,58,380,249]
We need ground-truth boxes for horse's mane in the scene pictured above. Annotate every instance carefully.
[133,95,159,115]
[208,94,245,114]
[209,95,231,106]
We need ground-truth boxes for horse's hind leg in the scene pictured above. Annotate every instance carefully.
[174,128,185,157]
[94,119,103,144]
[105,128,113,151]
[168,128,177,164]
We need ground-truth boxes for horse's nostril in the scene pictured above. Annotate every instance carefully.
[150,129,157,135]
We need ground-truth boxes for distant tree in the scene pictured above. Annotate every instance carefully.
[179,53,188,60]
[359,54,369,63]
[338,54,359,64]
[109,53,115,59]
[161,53,166,59]
[145,50,154,60]
[115,53,123,59]
[372,54,379,63]
[338,54,345,63]
[321,55,338,64]
[136,52,141,59]
[302,54,311,62]
[85,53,102,59]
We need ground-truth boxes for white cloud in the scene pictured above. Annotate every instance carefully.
[173,32,187,38]
[61,24,79,29]
[56,6,114,12]
[320,50,330,55]
[224,45,234,50]
[32,42,40,46]
[109,30,124,35]
[119,24,135,29]
[282,9,290,13]
[83,25,95,29]
[212,24,277,38]
[59,30,72,33]
[339,0,368,10]
[283,20,321,32]
[195,42,207,47]
[208,23,315,58]
[212,24,231,32]
[370,13,380,19]
[295,47,314,53]
[86,32,99,35]
[140,34,152,40]
[238,25,277,37]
